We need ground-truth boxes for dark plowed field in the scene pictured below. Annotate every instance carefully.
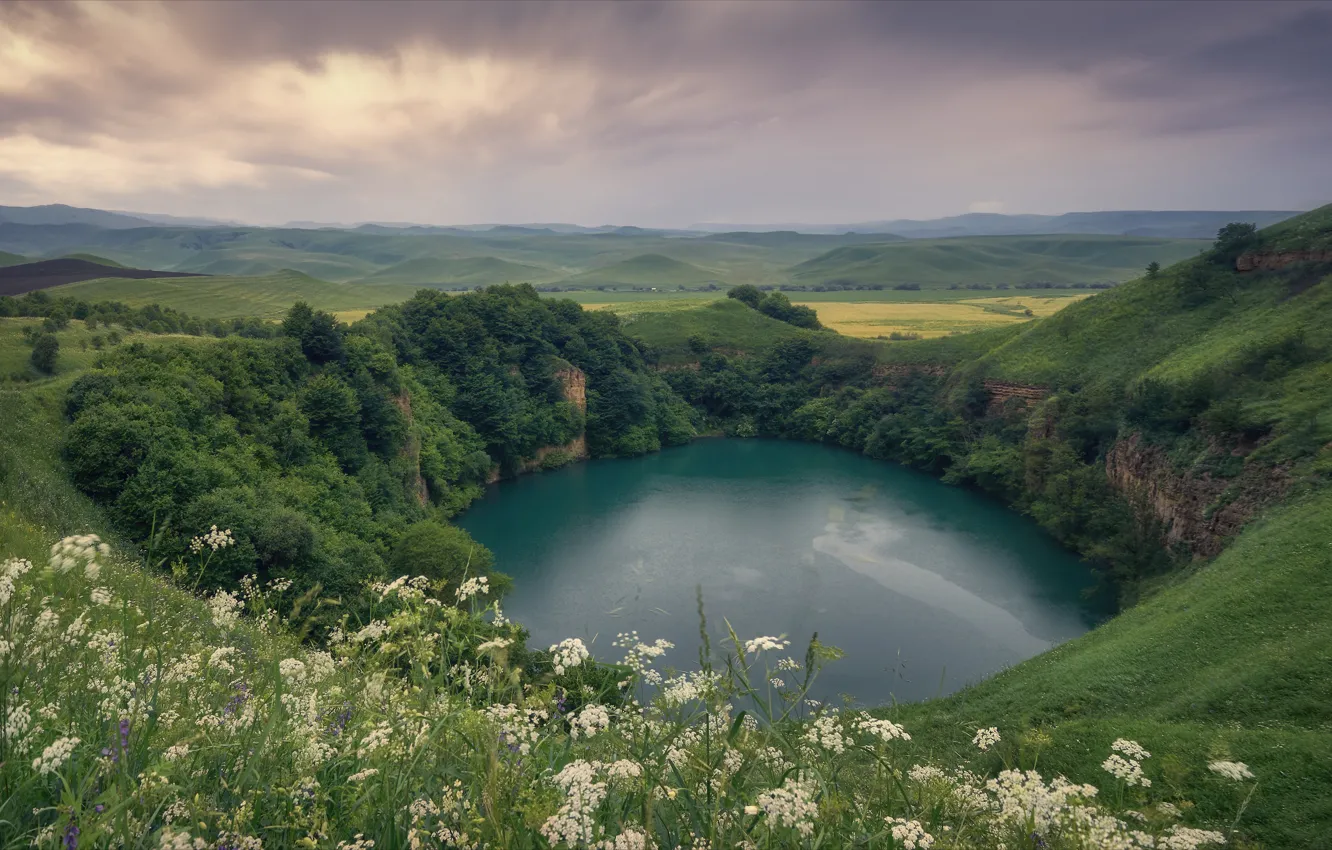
[0,258,208,296]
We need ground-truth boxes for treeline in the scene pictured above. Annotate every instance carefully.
[775,281,1118,292]
[62,285,695,620]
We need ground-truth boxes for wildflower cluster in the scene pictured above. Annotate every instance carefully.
[0,529,1249,849]
[189,525,235,554]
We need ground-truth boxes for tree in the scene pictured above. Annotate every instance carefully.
[283,301,344,363]
[1145,261,1160,279]
[30,333,59,373]
[389,520,496,590]
[1213,222,1258,262]
[727,284,763,309]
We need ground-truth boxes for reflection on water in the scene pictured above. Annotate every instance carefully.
[460,439,1106,705]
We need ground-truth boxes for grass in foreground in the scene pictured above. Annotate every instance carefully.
[1,525,1255,849]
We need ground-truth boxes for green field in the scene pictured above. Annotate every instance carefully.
[0,317,212,381]
[46,270,422,319]
[791,235,1207,287]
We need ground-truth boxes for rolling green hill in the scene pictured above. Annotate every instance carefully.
[354,255,561,286]
[0,250,26,267]
[559,253,724,288]
[790,235,1208,287]
[57,252,125,267]
[47,269,422,319]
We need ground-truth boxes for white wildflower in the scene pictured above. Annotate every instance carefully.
[348,768,379,782]
[571,704,611,739]
[1111,738,1152,761]
[886,818,934,850]
[208,590,243,630]
[973,726,1001,751]
[455,576,490,601]
[550,637,590,675]
[852,712,911,744]
[1208,760,1254,781]
[1159,825,1228,849]
[804,713,851,754]
[90,586,114,606]
[163,743,190,761]
[32,736,80,775]
[756,777,819,838]
[190,525,234,554]
[744,635,789,655]
[1102,753,1152,787]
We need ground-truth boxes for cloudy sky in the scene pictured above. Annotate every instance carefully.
[2,0,1330,227]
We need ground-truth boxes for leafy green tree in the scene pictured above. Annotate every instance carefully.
[726,284,763,308]
[29,333,59,373]
[1213,222,1258,262]
[1145,261,1161,279]
[389,520,497,589]
[283,301,345,363]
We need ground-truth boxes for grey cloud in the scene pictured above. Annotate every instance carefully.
[0,0,1329,225]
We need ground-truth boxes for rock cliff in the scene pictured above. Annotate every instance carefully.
[1104,433,1289,558]
[1235,250,1332,272]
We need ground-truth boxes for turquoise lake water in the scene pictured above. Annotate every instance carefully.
[460,439,1106,705]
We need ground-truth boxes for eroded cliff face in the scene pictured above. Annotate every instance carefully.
[1235,251,1332,272]
[394,391,430,506]
[1104,433,1290,558]
[487,366,590,483]
[869,363,949,388]
[984,380,1048,414]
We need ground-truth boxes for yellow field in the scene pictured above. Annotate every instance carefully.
[962,294,1092,317]
[579,294,1090,339]
[333,310,373,323]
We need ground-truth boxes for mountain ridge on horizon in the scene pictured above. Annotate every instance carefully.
[0,203,1306,240]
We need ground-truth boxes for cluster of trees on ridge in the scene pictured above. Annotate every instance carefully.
[62,285,694,627]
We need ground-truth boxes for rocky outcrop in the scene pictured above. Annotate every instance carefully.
[1235,251,1332,272]
[1105,433,1290,558]
[870,363,949,387]
[554,366,586,413]
[393,391,430,506]
[984,380,1048,413]
[488,366,590,483]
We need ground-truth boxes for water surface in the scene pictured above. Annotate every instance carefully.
[460,439,1105,705]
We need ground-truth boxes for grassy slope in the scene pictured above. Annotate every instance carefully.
[623,298,822,362]
[897,489,1332,847]
[0,250,26,267]
[791,235,1207,287]
[558,253,726,287]
[353,255,562,286]
[57,252,126,267]
[45,270,423,319]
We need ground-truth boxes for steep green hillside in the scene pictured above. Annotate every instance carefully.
[791,235,1207,287]
[47,270,421,319]
[354,254,561,286]
[559,253,724,288]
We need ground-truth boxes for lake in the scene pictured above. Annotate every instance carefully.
[459,439,1106,705]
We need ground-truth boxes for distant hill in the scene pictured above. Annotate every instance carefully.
[58,253,126,268]
[789,235,1208,287]
[354,255,561,286]
[693,210,1305,239]
[111,211,244,227]
[701,231,907,248]
[560,254,723,288]
[0,251,27,268]
[0,258,208,297]
[0,204,155,229]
